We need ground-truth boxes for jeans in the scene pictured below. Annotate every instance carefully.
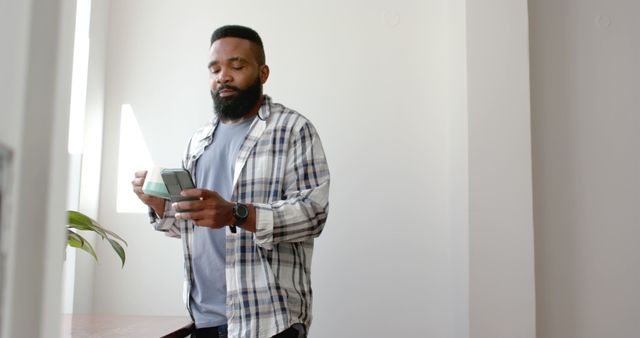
[191,324,305,338]
[272,324,306,338]
[191,324,227,338]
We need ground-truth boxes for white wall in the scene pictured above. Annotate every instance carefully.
[92,0,467,337]
[530,1,640,337]
[72,0,544,337]
[0,0,30,149]
[0,0,76,337]
[447,0,470,337]
[466,1,536,338]
[0,0,30,334]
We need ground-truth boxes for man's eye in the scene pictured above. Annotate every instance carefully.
[210,68,220,74]
[233,66,244,71]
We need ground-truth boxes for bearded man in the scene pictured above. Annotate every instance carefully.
[132,25,330,338]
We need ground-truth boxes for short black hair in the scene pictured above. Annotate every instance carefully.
[210,25,266,65]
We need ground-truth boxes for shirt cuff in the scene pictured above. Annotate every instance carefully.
[254,203,274,250]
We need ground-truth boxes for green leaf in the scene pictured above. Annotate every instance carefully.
[67,210,93,230]
[90,220,128,246]
[107,238,126,268]
[67,229,98,262]
[67,211,108,239]
[67,211,128,246]
[67,210,128,266]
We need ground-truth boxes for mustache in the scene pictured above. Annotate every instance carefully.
[215,84,241,94]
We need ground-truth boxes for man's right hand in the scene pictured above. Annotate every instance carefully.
[132,170,166,218]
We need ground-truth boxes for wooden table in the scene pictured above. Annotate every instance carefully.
[61,314,193,338]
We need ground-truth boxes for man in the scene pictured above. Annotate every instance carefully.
[132,25,330,338]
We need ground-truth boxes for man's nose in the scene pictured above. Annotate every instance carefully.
[217,69,232,83]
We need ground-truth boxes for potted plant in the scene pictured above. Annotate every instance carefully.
[66,210,127,267]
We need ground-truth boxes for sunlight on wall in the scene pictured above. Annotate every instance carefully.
[116,104,153,213]
[67,0,91,155]
[63,0,91,314]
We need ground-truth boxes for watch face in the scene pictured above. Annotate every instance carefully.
[235,203,249,219]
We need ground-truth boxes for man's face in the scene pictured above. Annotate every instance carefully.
[208,37,268,120]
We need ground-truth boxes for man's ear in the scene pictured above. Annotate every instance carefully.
[260,65,270,84]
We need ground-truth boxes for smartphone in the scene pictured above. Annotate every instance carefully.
[161,168,237,233]
[160,168,198,204]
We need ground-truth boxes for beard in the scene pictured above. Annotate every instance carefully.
[211,76,262,121]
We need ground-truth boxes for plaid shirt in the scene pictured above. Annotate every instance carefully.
[150,95,330,338]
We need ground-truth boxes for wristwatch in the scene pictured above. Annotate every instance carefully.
[231,202,249,233]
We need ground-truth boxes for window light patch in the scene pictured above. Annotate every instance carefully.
[116,104,154,213]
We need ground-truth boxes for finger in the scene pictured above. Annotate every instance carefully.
[172,199,203,213]
[181,188,223,199]
[133,186,151,197]
[179,188,205,198]
[175,211,198,221]
[175,207,226,228]
[134,170,148,178]
[131,177,144,187]
[179,212,216,228]
[177,206,213,219]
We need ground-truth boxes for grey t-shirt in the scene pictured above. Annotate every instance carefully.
[191,116,255,328]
